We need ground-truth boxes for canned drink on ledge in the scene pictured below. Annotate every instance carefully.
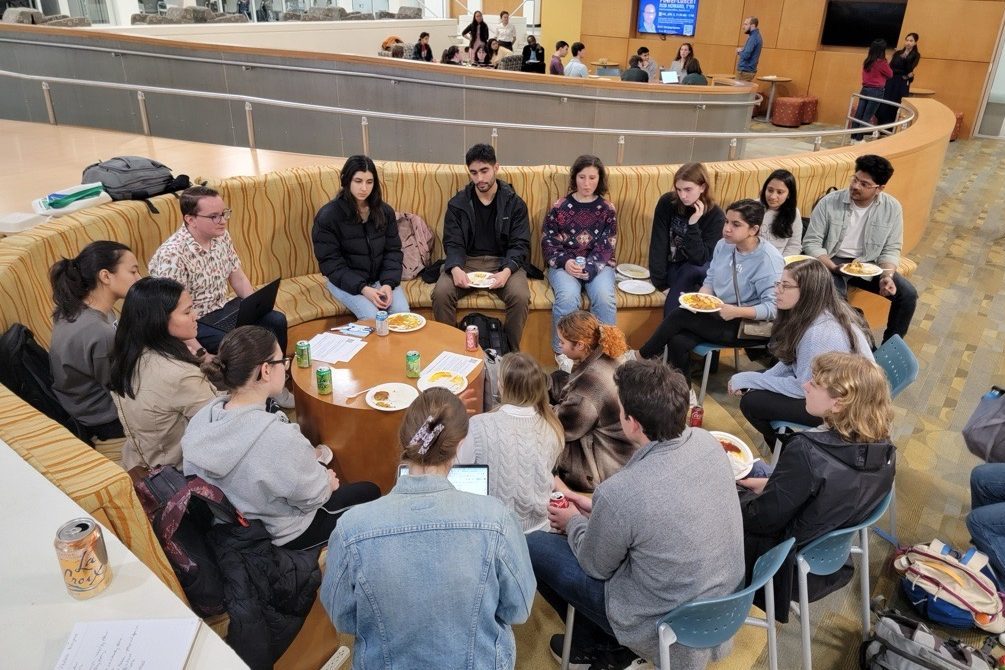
[465,325,479,352]
[54,518,112,600]
[316,366,333,395]
[375,311,389,337]
[405,350,421,378]
[295,340,311,368]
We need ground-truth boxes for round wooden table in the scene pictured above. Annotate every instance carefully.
[756,75,792,123]
[291,319,484,493]
[907,87,935,98]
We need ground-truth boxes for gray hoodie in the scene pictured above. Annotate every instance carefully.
[182,396,330,545]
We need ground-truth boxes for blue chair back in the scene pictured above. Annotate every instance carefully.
[657,539,795,649]
[873,335,918,399]
[796,490,894,576]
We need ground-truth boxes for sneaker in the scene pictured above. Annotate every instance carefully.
[275,387,296,410]
[549,634,609,670]
[588,646,652,670]
[555,353,574,373]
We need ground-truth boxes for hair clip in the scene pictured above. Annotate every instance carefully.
[411,415,445,455]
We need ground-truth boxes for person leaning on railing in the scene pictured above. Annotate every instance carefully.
[850,39,893,141]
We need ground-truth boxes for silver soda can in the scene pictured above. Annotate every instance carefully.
[376,311,389,337]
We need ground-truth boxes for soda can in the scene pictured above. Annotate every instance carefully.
[465,325,479,351]
[295,340,311,368]
[549,492,570,509]
[688,405,704,428]
[405,350,421,378]
[575,256,586,267]
[316,366,333,395]
[54,518,113,600]
[375,311,389,337]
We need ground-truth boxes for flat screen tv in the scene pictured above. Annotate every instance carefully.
[821,0,907,48]
[637,0,699,37]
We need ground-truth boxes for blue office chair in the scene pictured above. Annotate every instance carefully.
[793,490,893,670]
[657,538,795,670]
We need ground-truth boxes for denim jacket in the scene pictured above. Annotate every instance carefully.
[802,189,903,267]
[320,474,536,670]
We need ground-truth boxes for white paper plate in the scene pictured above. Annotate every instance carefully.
[709,431,755,480]
[386,312,426,333]
[467,271,494,288]
[840,262,883,278]
[617,279,656,295]
[365,383,419,412]
[678,292,724,313]
[784,254,815,265]
[416,370,468,394]
[616,263,650,280]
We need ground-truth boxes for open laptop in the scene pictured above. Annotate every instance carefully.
[198,278,281,332]
[660,70,680,84]
[397,464,490,496]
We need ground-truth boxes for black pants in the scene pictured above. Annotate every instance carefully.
[739,390,818,447]
[280,481,381,550]
[82,416,125,442]
[498,40,514,51]
[197,305,288,354]
[640,307,763,373]
[831,258,917,342]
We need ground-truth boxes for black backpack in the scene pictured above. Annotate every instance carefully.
[458,312,510,356]
[0,323,85,440]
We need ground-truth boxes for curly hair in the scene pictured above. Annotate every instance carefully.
[812,352,893,443]
[557,311,628,359]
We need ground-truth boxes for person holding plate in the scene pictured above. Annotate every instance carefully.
[639,199,783,374]
[542,155,618,371]
[312,154,410,320]
[802,154,917,342]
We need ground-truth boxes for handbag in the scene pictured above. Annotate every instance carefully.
[730,250,773,340]
[963,387,1005,462]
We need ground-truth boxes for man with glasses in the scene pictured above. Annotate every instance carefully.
[150,186,293,406]
[802,154,917,342]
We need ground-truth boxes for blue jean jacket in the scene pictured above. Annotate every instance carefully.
[321,474,536,670]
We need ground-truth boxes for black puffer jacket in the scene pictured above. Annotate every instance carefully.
[207,519,322,670]
[442,179,531,275]
[312,198,403,294]
[740,429,895,622]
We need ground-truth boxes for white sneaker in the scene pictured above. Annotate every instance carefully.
[275,387,296,410]
[555,352,574,373]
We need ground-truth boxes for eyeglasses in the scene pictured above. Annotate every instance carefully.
[265,357,291,371]
[849,176,879,189]
[774,281,799,292]
[193,209,232,223]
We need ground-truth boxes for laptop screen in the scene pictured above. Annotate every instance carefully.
[660,70,679,84]
[397,464,490,496]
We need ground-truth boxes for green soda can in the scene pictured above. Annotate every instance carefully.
[295,340,311,368]
[315,366,333,395]
[405,350,421,378]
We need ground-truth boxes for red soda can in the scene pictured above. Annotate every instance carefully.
[549,492,570,508]
[688,405,704,427]
[465,325,479,351]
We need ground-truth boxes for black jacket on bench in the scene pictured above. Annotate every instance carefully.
[442,179,531,275]
[312,199,403,294]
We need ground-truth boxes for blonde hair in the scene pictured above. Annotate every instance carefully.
[399,388,469,466]
[811,352,893,443]
[557,311,629,359]
[497,352,564,445]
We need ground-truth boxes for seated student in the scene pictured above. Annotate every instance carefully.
[472,44,493,67]
[312,154,409,320]
[967,463,1005,579]
[182,326,379,549]
[670,42,695,75]
[620,54,649,82]
[412,31,433,62]
[739,352,895,620]
[528,359,744,669]
[109,277,217,470]
[550,41,569,75]
[565,41,588,78]
[457,352,563,532]
[521,34,546,73]
[380,35,403,52]
[551,311,635,492]
[681,57,707,85]
[637,46,659,82]
[389,44,405,59]
[640,199,784,372]
[543,155,618,370]
[729,259,874,447]
[648,162,727,314]
[488,37,513,67]
[49,241,140,441]
[759,169,803,256]
[321,388,535,669]
[440,45,461,65]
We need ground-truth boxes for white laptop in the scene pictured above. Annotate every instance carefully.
[660,70,680,84]
[397,464,490,496]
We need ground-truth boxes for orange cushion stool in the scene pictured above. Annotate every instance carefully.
[800,96,818,123]
[951,112,964,141]
[770,97,803,127]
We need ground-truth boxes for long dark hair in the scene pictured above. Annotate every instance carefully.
[336,155,387,232]
[108,277,200,399]
[675,42,694,65]
[769,260,873,364]
[50,241,132,322]
[567,154,608,197]
[759,169,799,240]
[864,39,888,70]
[201,325,277,392]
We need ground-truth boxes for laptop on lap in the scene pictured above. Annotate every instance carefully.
[198,278,281,332]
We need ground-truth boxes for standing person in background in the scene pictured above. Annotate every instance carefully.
[522,35,546,73]
[735,16,761,81]
[565,42,588,78]
[412,31,433,62]
[851,39,893,141]
[877,33,921,126]
[758,169,803,256]
[637,46,659,82]
[620,55,649,83]
[495,10,516,51]
[670,42,695,76]
[550,41,569,75]
[461,10,489,61]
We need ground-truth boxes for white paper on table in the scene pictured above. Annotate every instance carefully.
[54,617,200,670]
[308,332,367,363]
[421,351,483,378]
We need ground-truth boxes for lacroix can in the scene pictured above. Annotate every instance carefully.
[375,311,389,337]
[575,256,586,267]
[549,492,570,508]
[465,325,479,352]
[316,366,333,395]
[54,518,112,600]
[688,405,704,427]
[405,350,421,378]
[295,340,311,368]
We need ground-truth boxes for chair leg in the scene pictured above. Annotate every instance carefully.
[764,576,779,670]
[797,560,812,670]
[770,437,783,466]
[859,528,872,637]
[733,348,740,371]
[658,623,673,670]
[873,481,899,546]
[698,351,714,405]
[561,606,575,670]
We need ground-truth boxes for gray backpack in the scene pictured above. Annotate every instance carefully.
[81,156,181,202]
[964,388,1005,463]
[860,609,996,670]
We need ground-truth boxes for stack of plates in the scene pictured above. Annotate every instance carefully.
[615,263,656,295]
[616,263,650,282]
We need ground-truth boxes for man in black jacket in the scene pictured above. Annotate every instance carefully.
[620,55,649,83]
[432,144,531,351]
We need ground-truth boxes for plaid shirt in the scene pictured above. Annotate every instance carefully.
[149,225,240,318]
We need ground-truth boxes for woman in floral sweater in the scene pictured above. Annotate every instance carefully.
[542,155,618,370]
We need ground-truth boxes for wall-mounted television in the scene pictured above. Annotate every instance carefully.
[637,0,699,37]
[821,0,907,48]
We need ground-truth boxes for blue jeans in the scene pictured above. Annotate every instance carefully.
[326,281,410,320]
[967,464,1005,578]
[852,86,885,140]
[549,266,617,354]
[526,530,618,647]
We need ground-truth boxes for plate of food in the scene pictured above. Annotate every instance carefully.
[784,254,815,265]
[365,383,419,412]
[709,431,755,480]
[467,271,494,288]
[417,370,468,394]
[679,292,724,313]
[840,260,883,278]
[386,312,426,333]
[617,279,656,295]
[616,263,651,280]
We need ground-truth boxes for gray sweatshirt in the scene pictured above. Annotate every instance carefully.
[565,428,745,667]
[703,238,784,321]
[181,397,330,545]
[49,307,118,426]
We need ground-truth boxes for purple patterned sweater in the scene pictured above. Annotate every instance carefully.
[541,195,618,281]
